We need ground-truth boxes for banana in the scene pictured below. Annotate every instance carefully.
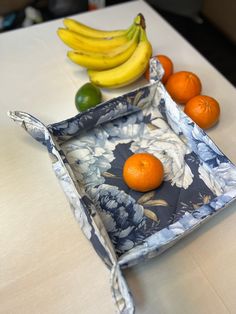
[57,24,137,53]
[88,27,152,88]
[67,26,140,70]
[63,18,127,38]
[63,14,142,39]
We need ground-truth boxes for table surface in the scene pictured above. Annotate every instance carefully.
[1,1,236,313]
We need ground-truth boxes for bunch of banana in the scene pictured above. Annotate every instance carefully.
[88,27,152,88]
[57,13,152,89]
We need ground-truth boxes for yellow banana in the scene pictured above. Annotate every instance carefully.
[63,14,142,38]
[88,27,152,89]
[67,26,140,70]
[57,24,137,53]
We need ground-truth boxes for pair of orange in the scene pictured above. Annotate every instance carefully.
[145,55,220,130]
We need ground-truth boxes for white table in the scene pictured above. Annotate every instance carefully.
[1,1,236,313]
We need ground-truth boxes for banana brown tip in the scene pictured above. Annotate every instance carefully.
[137,13,146,29]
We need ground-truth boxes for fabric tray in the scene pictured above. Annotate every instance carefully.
[8,59,236,314]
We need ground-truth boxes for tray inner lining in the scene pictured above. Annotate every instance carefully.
[60,92,218,254]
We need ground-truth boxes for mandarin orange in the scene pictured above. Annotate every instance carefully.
[184,95,220,129]
[145,54,173,84]
[165,71,202,104]
[123,153,164,192]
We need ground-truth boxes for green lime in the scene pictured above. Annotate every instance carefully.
[75,82,102,112]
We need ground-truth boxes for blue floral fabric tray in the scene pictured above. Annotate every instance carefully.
[9,59,236,314]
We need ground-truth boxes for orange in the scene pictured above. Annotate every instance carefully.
[184,95,220,129]
[123,153,164,192]
[145,54,173,84]
[165,71,202,104]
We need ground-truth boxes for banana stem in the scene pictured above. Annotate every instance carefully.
[127,24,139,40]
[126,14,145,40]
